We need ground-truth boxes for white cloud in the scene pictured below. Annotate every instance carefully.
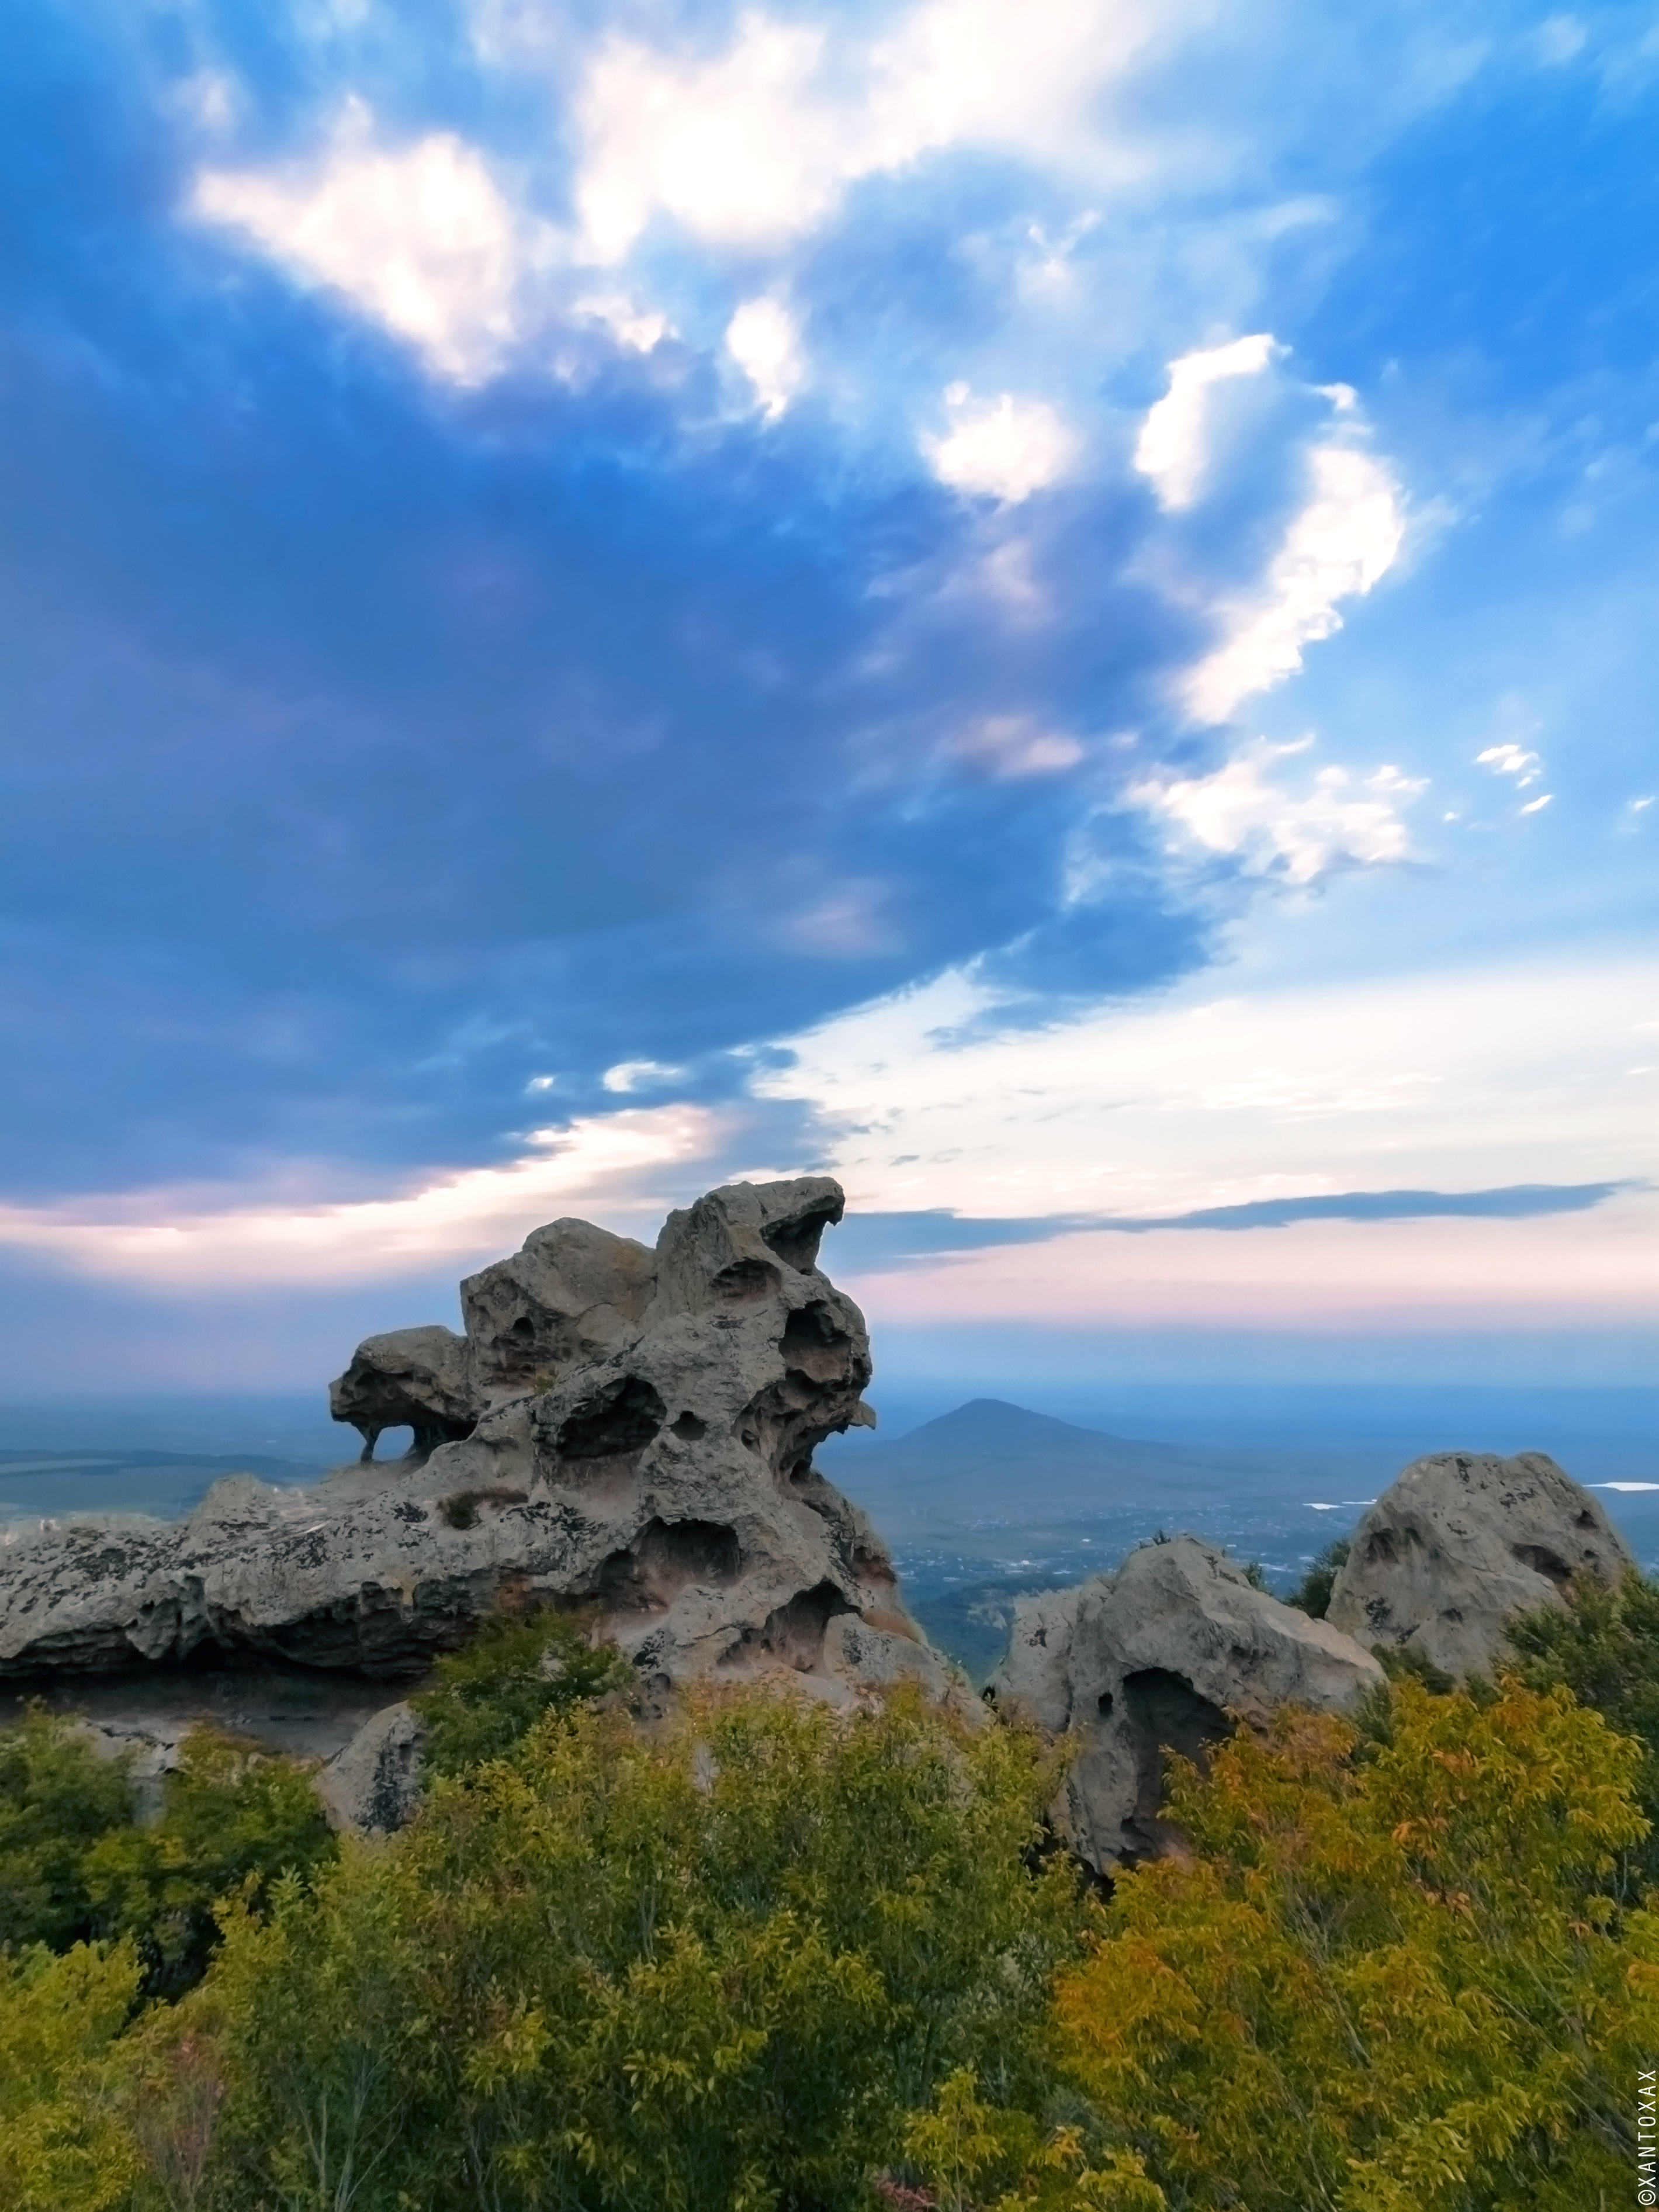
[1519,792,1554,815]
[1476,742,1543,785]
[1134,333,1281,510]
[923,386,1076,501]
[600,1060,683,1094]
[726,296,805,418]
[1132,736,1425,882]
[569,0,1172,262]
[193,109,528,384]
[1183,444,1405,724]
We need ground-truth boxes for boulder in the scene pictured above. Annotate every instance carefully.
[316,1702,425,1836]
[992,1535,1384,1869]
[1326,1450,1633,1680]
[330,1326,476,1462]
[0,1179,948,1711]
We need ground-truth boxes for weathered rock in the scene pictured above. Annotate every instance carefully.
[0,1179,947,1709]
[1326,1450,1633,1680]
[330,1326,476,1461]
[992,1535,1384,1869]
[316,1702,424,1835]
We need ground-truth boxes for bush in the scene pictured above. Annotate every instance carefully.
[0,1940,143,2211]
[1285,1536,1349,1619]
[180,1685,1086,2211]
[1505,1566,1659,1891]
[0,1705,134,1953]
[411,1605,635,1778]
[82,1727,337,2000]
[1050,1677,1655,2212]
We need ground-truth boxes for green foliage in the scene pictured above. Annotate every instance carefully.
[411,1605,635,1777]
[0,1940,143,2211]
[83,1727,337,2000]
[1051,1678,1655,2212]
[177,1685,1084,2211]
[1505,1566,1659,1889]
[0,1704,134,1952]
[1241,1561,1269,1592]
[1285,1536,1349,1619]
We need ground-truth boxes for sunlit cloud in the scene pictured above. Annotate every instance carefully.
[1182,444,1405,723]
[1131,737,1425,882]
[193,106,528,383]
[1134,332,1282,511]
[726,296,805,418]
[923,386,1077,502]
[0,1108,723,1286]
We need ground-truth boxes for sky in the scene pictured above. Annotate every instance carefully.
[0,0,1655,1398]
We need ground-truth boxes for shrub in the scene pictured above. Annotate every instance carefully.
[1505,1566,1659,1891]
[182,1685,1086,2211]
[411,1605,635,1778]
[1285,1536,1349,1619]
[0,1705,133,1953]
[1050,1677,1655,2212]
[82,1728,337,2000]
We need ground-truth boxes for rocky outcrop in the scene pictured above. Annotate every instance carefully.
[1326,1450,1633,1680]
[992,1535,1383,1869]
[0,1179,952,1709]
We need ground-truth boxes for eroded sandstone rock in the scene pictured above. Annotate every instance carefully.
[0,1179,948,1710]
[1326,1449,1633,1679]
[992,1534,1383,1870]
[316,1702,424,1836]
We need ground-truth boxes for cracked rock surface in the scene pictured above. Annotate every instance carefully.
[0,1179,953,1708]
[992,1535,1383,1870]
[1326,1450,1633,1680]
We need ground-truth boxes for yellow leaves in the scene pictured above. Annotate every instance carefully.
[0,1941,143,2212]
[1050,1672,1652,2212]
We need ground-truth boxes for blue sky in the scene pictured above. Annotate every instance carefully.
[0,0,1654,1394]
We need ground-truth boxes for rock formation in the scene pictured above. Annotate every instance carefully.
[0,1178,953,1709]
[992,1535,1383,1869]
[1326,1449,1633,1679]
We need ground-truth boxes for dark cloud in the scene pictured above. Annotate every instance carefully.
[831,1183,1640,1265]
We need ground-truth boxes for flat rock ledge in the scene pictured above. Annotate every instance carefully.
[1326,1449,1633,1680]
[0,1178,957,1715]
[992,1535,1383,1870]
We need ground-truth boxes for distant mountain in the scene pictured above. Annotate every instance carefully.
[825,1397,1233,1535]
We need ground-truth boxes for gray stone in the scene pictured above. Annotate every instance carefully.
[330,1325,476,1462]
[0,1179,948,1709]
[992,1535,1384,1869]
[316,1702,424,1836]
[1326,1449,1634,1680]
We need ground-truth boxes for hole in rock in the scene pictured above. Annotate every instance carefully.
[509,1316,535,1341]
[1575,1510,1596,1529]
[712,1257,780,1304]
[1122,1668,1230,1848]
[759,1580,853,1673]
[1363,1529,1400,1567]
[1096,1690,1114,1718]
[671,1411,707,1441]
[598,1518,742,1610]
[780,1301,854,1386]
[761,1196,841,1274]
[1512,1543,1573,1594]
[362,1426,414,1463]
[555,1376,667,1459]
